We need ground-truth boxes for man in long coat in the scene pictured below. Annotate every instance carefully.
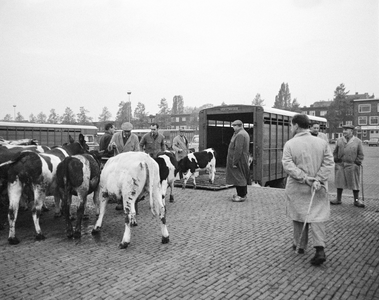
[331,124,364,208]
[226,120,252,202]
[172,128,189,161]
[282,114,334,266]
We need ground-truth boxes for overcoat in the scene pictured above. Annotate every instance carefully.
[172,135,189,161]
[282,131,334,223]
[333,136,364,190]
[226,128,252,186]
[317,132,329,143]
[108,132,140,154]
[99,132,113,157]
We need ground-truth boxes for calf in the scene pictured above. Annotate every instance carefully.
[155,151,179,203]
[177,148,216,189]
[6,141,87,244]
[91,152,169,249]
[56,152,101,239]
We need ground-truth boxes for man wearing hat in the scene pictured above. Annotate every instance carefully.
[226,120,252,202]
[331,124,365,207]
[108,122,140,154]
[172,128,189,161]
[108,122,140,210]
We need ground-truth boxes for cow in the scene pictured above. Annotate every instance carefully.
[155,151,179,203]
[177,148,216,189]
[6,140,87,244]
[56,151,102,238]
[91,152,169,249]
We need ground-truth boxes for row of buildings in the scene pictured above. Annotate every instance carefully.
[300,92,378,141]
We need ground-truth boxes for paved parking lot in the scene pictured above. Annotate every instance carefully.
[0,146,378,300]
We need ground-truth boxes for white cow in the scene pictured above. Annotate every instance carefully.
[91,152,169,249]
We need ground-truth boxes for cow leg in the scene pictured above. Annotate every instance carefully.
[91,189,108,235]
[120,197,135,249]
[63,194,74,238]
[7,178,22,244]
[31,186,46,241]
[169,182,174,203]
[74,194,87,238]
[182,172,192,190]
[54,193,62,218]
[153,190,169,244]
[92,186,100,217]
[209,165,215,184]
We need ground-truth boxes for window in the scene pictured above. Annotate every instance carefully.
[309,111,315,116]
[182,117,186,121]
[320,111,327,116]
[358,104,371,113]
[363,130,367,137]
[358,116,367,125]
[176,117,179,122]
[370,116,379,125]
[338,122,343,128]
[345,121,353,125]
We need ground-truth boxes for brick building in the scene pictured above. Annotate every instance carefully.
[354,98,379,140]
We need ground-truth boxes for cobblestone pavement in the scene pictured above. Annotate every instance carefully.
[0,146,378,300]
[1,183,378,300]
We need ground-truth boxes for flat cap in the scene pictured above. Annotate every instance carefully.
[342,124,355,130]
[121,122,133,131]
[232,120,243,126]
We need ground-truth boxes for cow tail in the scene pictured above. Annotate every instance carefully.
[145,161,157,216]
[56,158,70,199]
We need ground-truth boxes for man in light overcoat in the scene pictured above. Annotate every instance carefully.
[172,128,189,161]
[282,114,334,266]
[331,124,364,207]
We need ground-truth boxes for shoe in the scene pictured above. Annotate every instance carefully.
[330,199,342,205]
[311,246,326,266]
[232,196,246,202]
[292,245,305,254]
[354,199,365,208]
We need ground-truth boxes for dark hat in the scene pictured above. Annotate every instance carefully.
[342,124,355,130]
[232,120,243,126]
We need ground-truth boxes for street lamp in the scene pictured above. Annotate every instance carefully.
[127,91,131,122]
[13,105,16,121]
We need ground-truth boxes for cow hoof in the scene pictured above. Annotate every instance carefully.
[35,233,45,241]
[162,236,170,244]
[42,206,50,212]
[70,215,76,221]
[119,242,129,249]
[83,214,89,220]
[8,237,20,245]
[91,227,101,235]
[169,195,174,202]
[209,179,213,184]
[193,185,197,189]
[131,222,138,227]
[73,231,81,239]
[169,199,174,203]
[182,186,186,190]
[67,232,74,239]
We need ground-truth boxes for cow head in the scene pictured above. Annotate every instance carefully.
[79,134,89,151]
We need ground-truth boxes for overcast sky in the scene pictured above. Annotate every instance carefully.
[0,0,378,121]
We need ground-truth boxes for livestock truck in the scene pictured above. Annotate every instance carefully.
[198,105,327,187]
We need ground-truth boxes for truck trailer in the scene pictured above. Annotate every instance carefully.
[198,105,327,187]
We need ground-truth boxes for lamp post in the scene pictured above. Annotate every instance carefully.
[127,90,131,122]
[13,105,16,121]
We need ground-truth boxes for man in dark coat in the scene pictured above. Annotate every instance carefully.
[226,120,252,202]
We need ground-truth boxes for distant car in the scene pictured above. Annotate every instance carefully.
[329,139,336,144]
[368,138,379,147]
[189,135,199,152]
[363,140,369,145]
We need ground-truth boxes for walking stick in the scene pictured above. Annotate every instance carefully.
[296,188,316,253]
[360,165,364,202]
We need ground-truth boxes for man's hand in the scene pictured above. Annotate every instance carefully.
[232,165,238,169]
[111,142,117,149]
[312,180,321,191]
[305,176,317,186]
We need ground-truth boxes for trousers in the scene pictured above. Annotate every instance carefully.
[293,221,326,249]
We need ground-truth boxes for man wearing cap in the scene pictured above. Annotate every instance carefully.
[108,122,140,210]
[310,122,329,143]
[139,123,166,158]
[172,128,189,161]
[331,124,365,207]
[226,120,252,202]
[108,122,140,154]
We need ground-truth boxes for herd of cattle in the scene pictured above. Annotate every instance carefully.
[0,135,216,249]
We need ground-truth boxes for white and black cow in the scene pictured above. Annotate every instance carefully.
[56,151,102,239]
[155,151,179,203]
[91,152,169,249]
[177,148,216,189]
[6,141,87,244]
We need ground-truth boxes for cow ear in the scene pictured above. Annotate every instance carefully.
[79,134,84,141]
[69,135,75,144]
